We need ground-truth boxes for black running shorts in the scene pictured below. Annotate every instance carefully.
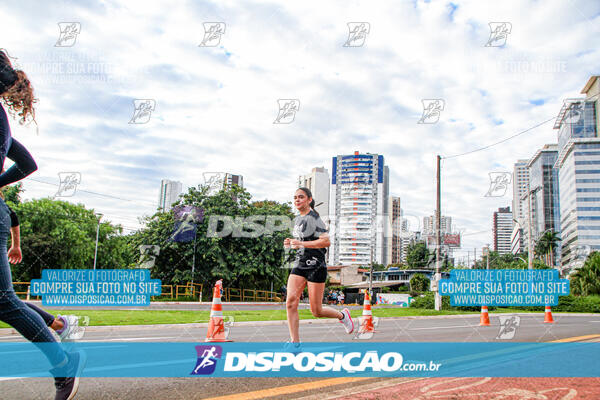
[290,266,327,283]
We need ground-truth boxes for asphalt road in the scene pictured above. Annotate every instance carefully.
[1,313,599,400]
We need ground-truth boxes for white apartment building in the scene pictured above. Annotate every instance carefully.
[158,179,183,212]
[298,167,330,219]
[329,151,390,266]
[493,207,513,254]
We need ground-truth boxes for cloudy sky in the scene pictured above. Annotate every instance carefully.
[2,0,599,263]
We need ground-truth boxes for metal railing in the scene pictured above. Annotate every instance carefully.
[12,281,281,302]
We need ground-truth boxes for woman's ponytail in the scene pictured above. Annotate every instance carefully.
[0,50,37,125]
[298,187,319,216]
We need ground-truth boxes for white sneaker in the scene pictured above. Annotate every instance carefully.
[58,315,83,342]
[283,341,303,354]
[339,308,354,334]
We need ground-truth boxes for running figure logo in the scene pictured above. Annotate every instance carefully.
[54,172,81,198]
[203,172,227,195]
[55,22,81,47]
[561,100,583,125]
[273,99,300,124]
[343,22,370,47]
[199,23,226,47]
[485,22,512,47]
[496,315,520,340]
[171,205,204,243]
[129,99,156,124]
[484,172,512,197]
[191,345,222,375]
[138,245,160,269]
[418,99,445,124]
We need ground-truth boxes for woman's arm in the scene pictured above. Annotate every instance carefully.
[8,225,22,264]
[290,233,330,249]
[0,138,37,187]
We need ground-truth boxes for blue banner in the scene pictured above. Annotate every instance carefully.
[2,342,599,378]
[171,205,203,242]
[30,269,161,306]
[439,269,569,306]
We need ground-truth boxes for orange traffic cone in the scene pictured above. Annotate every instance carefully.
[359,290,375,334]
[479,305,490,326]
[205,280,232,342]
[543,306,554,323]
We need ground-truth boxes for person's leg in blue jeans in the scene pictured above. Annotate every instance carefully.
[26,301,57,326]
[0,200,66,367]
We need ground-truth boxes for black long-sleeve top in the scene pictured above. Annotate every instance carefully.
[0,103,38,187]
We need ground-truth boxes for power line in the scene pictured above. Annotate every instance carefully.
[27,177,157,207]
[443,92,600,160]
[443,116,555,160]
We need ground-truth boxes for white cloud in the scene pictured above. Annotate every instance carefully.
[1,0,599,261]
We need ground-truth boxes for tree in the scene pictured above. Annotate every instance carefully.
[370,262,386,271]
[474,251,549,269]
[11,198,130,282]
[535,230,561,266]
[571,252,600,296]
[410,273,430,292]
[130,185,294,289]
[406,242,431,269]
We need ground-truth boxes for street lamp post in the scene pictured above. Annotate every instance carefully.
[93,213,103,271]
[483,245,490,270]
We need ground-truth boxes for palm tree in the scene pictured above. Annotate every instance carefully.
[571,252,600,296]
[535,230,561,267]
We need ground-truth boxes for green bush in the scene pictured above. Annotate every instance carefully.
[410,274,430,292]
[409,292,452,310]
[410,294,600,313]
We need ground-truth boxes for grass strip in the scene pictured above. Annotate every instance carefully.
[0,307,542,328]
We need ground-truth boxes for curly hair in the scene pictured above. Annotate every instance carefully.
[0,50,37,125]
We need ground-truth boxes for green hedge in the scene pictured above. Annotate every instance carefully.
[410,293,600,313]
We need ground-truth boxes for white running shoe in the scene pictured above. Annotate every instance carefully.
[58,315,83,342]
[339,308,354,334]
[283,341,303,355]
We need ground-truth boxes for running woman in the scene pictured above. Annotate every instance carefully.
[0,49,85,400]
[0,188,84,341]
[284,187,353,347]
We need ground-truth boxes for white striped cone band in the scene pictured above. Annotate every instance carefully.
[212,297,222,305]
[210,310,223,317]
[362,310,372,316]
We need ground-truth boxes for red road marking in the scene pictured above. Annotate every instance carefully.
[337,377,600,399]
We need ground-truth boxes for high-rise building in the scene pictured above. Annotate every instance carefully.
[158,179,183,212]
[329,151,390,266]
[390,197,402,264]
[224,173,244,189]
[203,172,244,196]
[527,144,560,262]
[422,215,452,236]
[493,207,513,254]
[554,76,600,271]
[400,232,417,263]
[512,159,530,228]
[298,167,330,219]
[511,225,523,255]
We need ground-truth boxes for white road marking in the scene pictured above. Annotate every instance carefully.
[409,325,479,330]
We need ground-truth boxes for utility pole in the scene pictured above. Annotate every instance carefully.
[435,155,442,311]
[527,185,534,270]
[369,245,373,298]
[93,213,103,271]
[191,228,197,284]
